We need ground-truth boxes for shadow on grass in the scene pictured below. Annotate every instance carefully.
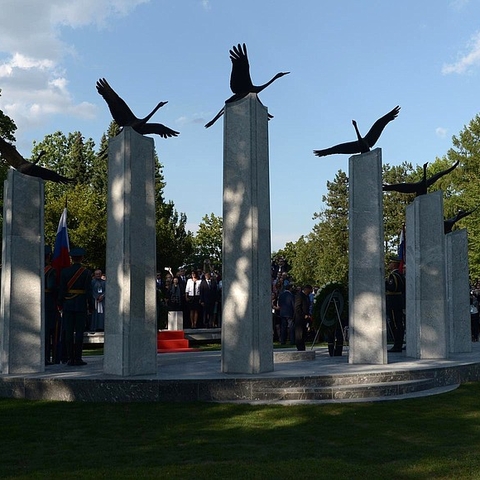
[1,383,480,479]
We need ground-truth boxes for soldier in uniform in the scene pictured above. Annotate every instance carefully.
[44,245,57,365]
[386,256,406,352]
[58,247,93,366]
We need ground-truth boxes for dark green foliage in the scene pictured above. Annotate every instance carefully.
[186,213,223,272]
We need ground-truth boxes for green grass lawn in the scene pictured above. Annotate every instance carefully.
[2,382,480,479]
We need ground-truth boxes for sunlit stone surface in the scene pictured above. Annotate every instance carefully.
[221,94,273,374]
[348,149,387,365]
[1,170,44,374]
[104,127,157,376]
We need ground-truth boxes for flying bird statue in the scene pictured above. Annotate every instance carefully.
[0,137,74,184]
[96,78,179,138]
[444,207,477,234]
[383,161,459,197]
[205,43,290,128]
[313,106,401,157]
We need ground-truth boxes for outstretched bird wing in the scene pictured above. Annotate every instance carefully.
[444,207,477,233]
[382,182,418,194]
[314,141,364,157]
[96,78,136,126]
[229,43,252,94]
[26,164,74,184]
[363,105,401,148]
[425,160,460,188]
[135,123,180,138]
[0,137,73,184]
[0,136,29,169]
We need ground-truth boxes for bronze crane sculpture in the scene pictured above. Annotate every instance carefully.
[96,78,179,138]
[0,136,74,184]
[205,43,290,128]
[314,106,400,157]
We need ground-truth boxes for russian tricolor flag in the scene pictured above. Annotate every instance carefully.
[51,208,71,278]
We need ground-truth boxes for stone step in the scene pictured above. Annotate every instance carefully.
[158,330,185,340]
[253,377,439,402]
[157,339,190,349]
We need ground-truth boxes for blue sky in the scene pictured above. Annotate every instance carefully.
[1,0,480,251]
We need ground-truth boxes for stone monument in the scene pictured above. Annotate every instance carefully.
[445,229,471,353]
[104,127,157,376]
[0,170,44,373]
[348,148,387,364]
[221,94,274,374]
[406,190,448,359]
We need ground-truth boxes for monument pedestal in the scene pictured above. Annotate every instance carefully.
[1,170,44,373]
[221,93,273,374]
[104,127,157,376]
[348,148,387,364]
[446,229,471,353]
[168,311,183,330]
[406,191,448,359]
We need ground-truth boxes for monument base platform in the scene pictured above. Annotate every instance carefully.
[2,344,480,404]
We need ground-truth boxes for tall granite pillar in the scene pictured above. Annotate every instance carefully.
[1,170,44,373]
[104,127,157,376]
[221,93,274,374]
[445,229,471,353]
[348,148,387,364]
[406,190,448,359]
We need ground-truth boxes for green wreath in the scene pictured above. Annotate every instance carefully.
[312,282,348,331]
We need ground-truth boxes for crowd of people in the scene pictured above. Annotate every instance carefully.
[47,247,479,368]
[156,266,223,329]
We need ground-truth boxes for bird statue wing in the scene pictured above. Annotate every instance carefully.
[135,123,180,138]
[425,160,460,188]
[363,105,401,148]
[27,164,74,184]
[96,78,136,126]
[0,136,30,169]
[229,43,252,94]
[0,137,74,184]
[313,141,363,157]
[382,182,418,194]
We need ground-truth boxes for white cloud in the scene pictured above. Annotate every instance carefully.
[436,127,448,138]
[442,31,480,74]
[201,0,212,11]
[0,0,149,134]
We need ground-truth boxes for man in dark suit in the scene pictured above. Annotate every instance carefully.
[278,283,295,345]
[58,247,93,366]
[294,284,313,351]
[199,271,217,328]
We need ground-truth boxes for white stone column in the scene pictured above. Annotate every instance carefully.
[1,170,44,373]
[406,190,448,359]
[348,148,387,364]
[221,93,274,374]
[446,229,471,353]
[104,127,157,376]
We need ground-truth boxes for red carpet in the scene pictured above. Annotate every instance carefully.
[157,330,200,353]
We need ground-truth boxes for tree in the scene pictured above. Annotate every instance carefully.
[442,114,480,278]
[0,98,17,242]
[382,162,414,254]
[187,213,223,272]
